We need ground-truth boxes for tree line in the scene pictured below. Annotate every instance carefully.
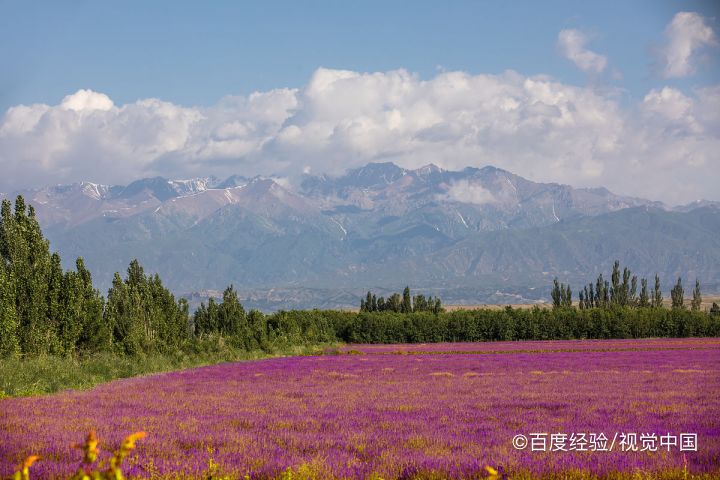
[0,195,337,357]
[1,195,719,358]
[552,260,710,311]
[359,287,443,314]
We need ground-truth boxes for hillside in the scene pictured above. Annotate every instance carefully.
[3,162,719,309]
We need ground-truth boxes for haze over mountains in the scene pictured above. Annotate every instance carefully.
[3,162,719,310]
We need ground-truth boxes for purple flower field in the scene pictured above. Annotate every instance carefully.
[339,338,720,355]
[2,338,719,479]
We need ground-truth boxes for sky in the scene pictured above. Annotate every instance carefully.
[0,0,719,204]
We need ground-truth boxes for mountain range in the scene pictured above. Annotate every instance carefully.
[3,162,719,310]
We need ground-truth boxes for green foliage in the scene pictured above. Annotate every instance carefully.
[652,274,663,308]
[0,197,111,357]
[401,286,412,313]
[0,266,19,356]
[360,287,443,314]
[74,258,110,352]
[691,279,702,311]
[0,341,338,397]
[638,278,650,308]
[671,277,685,309]
[104,260,190,354]
[328,306,720,344]
[551,278,572,308]
[574,260,706,312]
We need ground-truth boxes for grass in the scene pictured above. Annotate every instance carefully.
[0,342,338,398]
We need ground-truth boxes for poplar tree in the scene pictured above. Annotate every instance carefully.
[638,278,650,308]
[105,272,138,354]
[401,287,412,313]
[47,252,67,354]
[595,275,605,308]
[564,284,572,307]
[1,197,56,355]
[218,285,247,339]
[603,280,610,305]
[670,277,684,309]
[432,297,443,314]
[551,278,562,308]
[388,293,401,312]
[691,279,702,311]
[58,266,84,354]
[0,267,19,356]
[610,261,621,304]
[193,302,209,336]
[377,297,386,311]
[652,274,663,308]
[74,258,108,352]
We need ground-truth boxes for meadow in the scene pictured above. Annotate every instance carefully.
[1,338,718,479]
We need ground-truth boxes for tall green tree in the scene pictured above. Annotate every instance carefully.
[551,279,572,308]
[0,267,19,356]
[74,258,109,352]
[387,293,401,312]
[652,274,663,308]
[218,285,248,341]
[401,286,412,313]
[638,278,650,308]
[432,297,443,314]
[551,278,562,308]
[105,272,140,354]
[595,274,606,307]
[610,261,621,304]
[691,279,702,311]
[106,260,190,353]
[670,277,684,309]
[0,197,57,355]
[629,274,638,307]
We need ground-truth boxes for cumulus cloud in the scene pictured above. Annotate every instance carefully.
[661,12,717,78]
[60,89,114,112]
[1,67,719,204]
[557,29,608,75]
[439,179,496,205]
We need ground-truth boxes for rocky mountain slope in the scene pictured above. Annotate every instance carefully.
[3,162,718,309]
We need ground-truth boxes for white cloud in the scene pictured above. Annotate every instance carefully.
[60,89,114,112]
[1,68,719,204]
[439,179,496,205]
[661,12,717,78]
[557,29,608,75]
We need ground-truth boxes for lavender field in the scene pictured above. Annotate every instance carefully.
[2,338,719,479]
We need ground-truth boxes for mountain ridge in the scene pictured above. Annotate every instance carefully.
[2,162,719,310]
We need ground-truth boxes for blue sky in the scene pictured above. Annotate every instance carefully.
[0,1,719,203]
[2,1,718,109]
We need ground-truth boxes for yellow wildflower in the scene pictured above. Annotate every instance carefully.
[121,431,147,450]
[14,455,40,480]
[73,430,99,464]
